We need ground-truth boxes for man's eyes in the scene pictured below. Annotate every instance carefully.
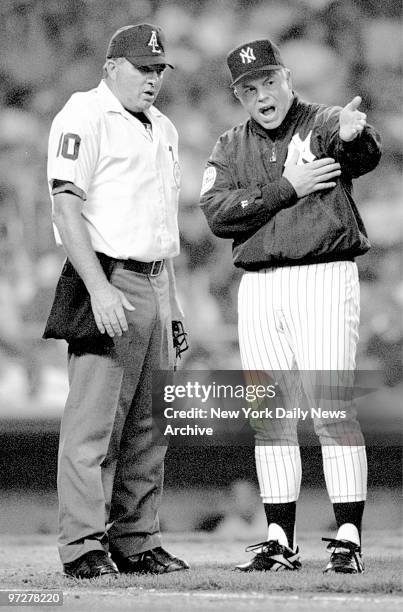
[138,65,166,75]
[243,80,275,94]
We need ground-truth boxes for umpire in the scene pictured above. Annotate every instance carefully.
[44,24,188,579]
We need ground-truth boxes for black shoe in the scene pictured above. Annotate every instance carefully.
[235,540,301,572]
[63,550,119,579]
[322,538,364,574]
[114,546,190,574]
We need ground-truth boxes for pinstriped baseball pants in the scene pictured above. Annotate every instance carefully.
[238,261,367,504]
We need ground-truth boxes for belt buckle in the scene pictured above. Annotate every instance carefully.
[150,260,163,276]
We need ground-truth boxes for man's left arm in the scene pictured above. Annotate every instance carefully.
[323,96,382,178]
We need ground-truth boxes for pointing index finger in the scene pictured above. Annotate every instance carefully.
[348,95,362,111]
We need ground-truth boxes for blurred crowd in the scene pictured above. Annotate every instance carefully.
[0,0,401,407]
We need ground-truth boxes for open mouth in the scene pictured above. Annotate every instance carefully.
[259,105,276,117]
[143,90,155,97]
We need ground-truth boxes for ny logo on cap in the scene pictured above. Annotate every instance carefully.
[148,30,162,54]
[239,46,256,64]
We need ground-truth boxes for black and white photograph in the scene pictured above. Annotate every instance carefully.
[0,1,401,610]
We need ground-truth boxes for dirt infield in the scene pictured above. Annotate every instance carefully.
[0,531,401,612]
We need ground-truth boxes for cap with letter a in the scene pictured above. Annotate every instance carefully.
[106,23,174,68]
[227,39,284,86]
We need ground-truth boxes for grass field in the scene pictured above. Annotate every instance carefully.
[0,531,401,612]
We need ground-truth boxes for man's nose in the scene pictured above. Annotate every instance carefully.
[257,86,270,101]
[147,71,160,83]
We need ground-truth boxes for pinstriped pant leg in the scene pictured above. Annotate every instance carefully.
[285,262,367,503]
[238,270,302,503]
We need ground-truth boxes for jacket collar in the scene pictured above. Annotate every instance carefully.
[250,93,300,139]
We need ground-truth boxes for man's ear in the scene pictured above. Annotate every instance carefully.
[105,59,118,80]
[233,87,240,100]
[285,68,292,91]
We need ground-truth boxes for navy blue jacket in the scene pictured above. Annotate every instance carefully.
[200,95,381,270]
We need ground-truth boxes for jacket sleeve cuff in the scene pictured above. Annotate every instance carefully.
[337,127,380,152]
[279,177,298,203]
[260,177,297,213]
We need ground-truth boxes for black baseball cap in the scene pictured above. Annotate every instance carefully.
[106,23,174,69]
[227,39,284,86]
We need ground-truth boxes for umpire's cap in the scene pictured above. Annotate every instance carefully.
[227,39,284,86]
[106,24,174,69]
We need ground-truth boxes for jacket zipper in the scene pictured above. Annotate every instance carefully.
[269,142,277,162]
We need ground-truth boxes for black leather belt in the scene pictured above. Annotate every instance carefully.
[122,259,164,276]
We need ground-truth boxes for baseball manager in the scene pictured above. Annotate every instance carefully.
[200,39,381,573]
[44,24,188,579]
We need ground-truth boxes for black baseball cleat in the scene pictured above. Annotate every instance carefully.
[322,538,364,574]
[113,546,190,574]
[235,540,301,572]
[63,550,119,579]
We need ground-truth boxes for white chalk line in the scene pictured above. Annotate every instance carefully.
[64,589,402,603]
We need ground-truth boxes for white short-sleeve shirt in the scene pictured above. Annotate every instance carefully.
[47,80,180,261]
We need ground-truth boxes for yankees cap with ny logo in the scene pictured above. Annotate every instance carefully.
[106,23,174,68]
[227,39,284,86]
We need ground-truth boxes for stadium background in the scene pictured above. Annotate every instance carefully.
[0,0,401,537]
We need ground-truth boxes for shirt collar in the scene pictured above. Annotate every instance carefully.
[97,79,125,113]
[96,80,162,119]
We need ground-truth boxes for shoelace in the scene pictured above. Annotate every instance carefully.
[245,540,284,555]
[322,537,361,568]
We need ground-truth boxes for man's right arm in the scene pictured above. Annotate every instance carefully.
[200,137,297,239]
[53,192,134,337]
[200,137,341,240]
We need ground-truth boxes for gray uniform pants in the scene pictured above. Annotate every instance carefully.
[57,264,173,563]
